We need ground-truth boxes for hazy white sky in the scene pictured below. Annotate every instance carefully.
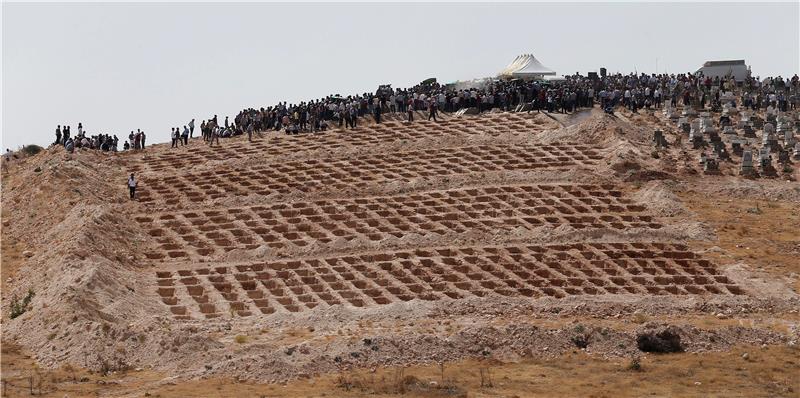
[2,2,799,149]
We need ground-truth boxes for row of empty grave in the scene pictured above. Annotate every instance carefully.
[134,114,551,173]
[136,144,603,207]
[137,184,663,261]
[155,242,745,320]
[138,113,744,321]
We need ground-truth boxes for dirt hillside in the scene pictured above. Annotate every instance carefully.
[2,107,798,396]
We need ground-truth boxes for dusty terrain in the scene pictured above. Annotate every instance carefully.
[2,106,799,397]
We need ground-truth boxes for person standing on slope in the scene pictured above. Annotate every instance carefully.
[127,173,137,200]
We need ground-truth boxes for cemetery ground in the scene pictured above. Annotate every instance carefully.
[678,190,800,293]
[3,338,798,397]
[1,107,799,396]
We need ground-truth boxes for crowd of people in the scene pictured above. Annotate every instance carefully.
[211,72,798,140]
[50,71,799,153]
[54,123,120,153]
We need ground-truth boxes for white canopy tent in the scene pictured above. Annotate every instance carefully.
[498,54,556,79]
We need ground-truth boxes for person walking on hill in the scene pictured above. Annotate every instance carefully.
[407,101,414,122]
[127,173,137,200]
[209,126,220,147]
[55,126,62,146]
[428,100,438,122]
[189,119,195,138]
[141,131,146,149]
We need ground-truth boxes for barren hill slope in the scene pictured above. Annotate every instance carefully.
[2,109,798,389]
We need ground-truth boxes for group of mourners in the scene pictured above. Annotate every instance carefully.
[221,73,796,139]
[53,71,800,153]
[170,120,195,148]
[54,123,119,153]
[51,123,156,153]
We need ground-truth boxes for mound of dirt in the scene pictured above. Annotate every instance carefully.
[632,181,691,217]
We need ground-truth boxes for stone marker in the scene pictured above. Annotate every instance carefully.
[653,130,669,148]
[713,141,730,161]
[777,149,790,165]
[762,123,778,152]
[743,123,756,138]
[758,146,776,176]
[741,150,755,176]
[784,130,796,148]
[731,140,744,156]
[703,157,720,174]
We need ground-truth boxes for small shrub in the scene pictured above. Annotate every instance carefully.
[636,327,683,353]
[9,288,35,319]
[571,334,589,349]
[627,356,643,372]
[234,335,248,344]
[746,206,762,215]
[633,312,649,324]
[20,145,43,156]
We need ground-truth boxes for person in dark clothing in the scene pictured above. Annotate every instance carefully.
[428,101,438,121]
[182,126,189,145]
[55,126,62,145]
[344,110,352,129]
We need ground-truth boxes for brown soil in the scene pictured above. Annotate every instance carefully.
[3,341,797,397]
[2,107,799,396]
[679,191,800,293]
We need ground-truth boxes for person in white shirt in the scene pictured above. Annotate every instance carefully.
[171,128,179,148]
[127,173,137,200]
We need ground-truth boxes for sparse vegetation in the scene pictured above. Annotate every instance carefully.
[632,312,649,324]
[626,356,643,372]
[636,328,683,353]
[571,334,590,349]
[9,288,35,319]
[234,335,248,344]
[746,205,762,215]
[335,363,466,396]
[20,145,44,157]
